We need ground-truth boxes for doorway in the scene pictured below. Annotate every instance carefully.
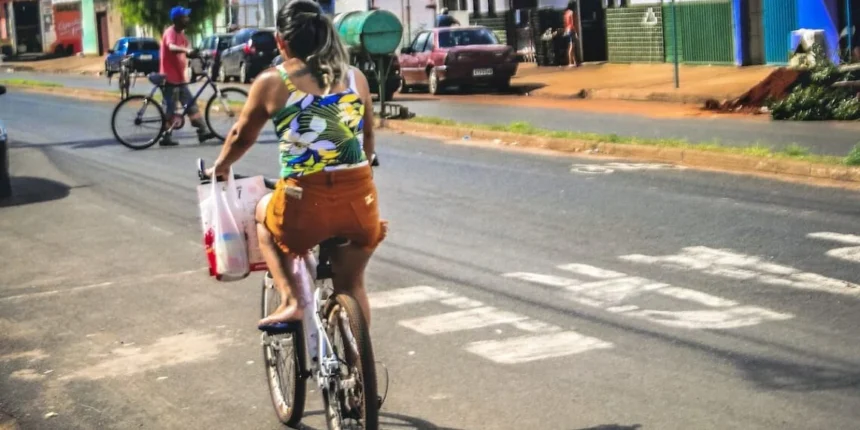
[96,11,108,55]
[579,0,607,62]
[13,0,41,53]
[744,0,765,64]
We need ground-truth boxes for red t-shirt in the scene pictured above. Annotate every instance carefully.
[564,10,577,33]
[160,26,188,84]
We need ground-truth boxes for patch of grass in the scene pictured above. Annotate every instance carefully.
[0,78,63,88]
[846,143,860,166]
[408,116,849,166]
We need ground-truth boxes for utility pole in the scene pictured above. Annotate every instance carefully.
[672,0,679,88]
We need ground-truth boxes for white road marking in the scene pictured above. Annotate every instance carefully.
[510,320,563,333]
[808,232,860,245]
[570,162,682,175]
[626,306,793,330]
[369,286,455,309]
[502,272,580,288]
[655,286,738,308]
[399,307,528,335]
[505,260,793,330]
[557,263,626,279]
[440,296,484,309]
[465,332,613,364]
[564,277,669,305]
[808,232,860,263]
[620,246,860,296]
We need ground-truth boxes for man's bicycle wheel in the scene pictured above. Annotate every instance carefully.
[325,293,379,430]
[205,87,249,141]
[111,95,165,150]
[261,273,307,427]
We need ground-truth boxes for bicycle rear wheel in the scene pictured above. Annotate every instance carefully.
[205,87,249,141]
[261,273,307,427]
[111,95,165,150]
[325,293,378,430]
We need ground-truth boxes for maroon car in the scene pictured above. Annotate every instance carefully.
[399,26,518,95]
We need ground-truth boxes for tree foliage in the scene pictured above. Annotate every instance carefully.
[113,0,223,36]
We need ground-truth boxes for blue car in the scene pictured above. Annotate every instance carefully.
[105,37,161,77]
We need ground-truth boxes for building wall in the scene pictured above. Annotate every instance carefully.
[606,5,663,63]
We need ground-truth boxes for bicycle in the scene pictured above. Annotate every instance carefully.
[110,69,248,150]
[196,158,386,430]
[107,55,135,100]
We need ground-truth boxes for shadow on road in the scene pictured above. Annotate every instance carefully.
[0,176,72,207]
[298,410,462,430]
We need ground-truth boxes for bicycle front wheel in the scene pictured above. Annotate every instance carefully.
[325,293,378,430]
[111,95,165,150]
[205,87,249,141]
[261,273,307,427]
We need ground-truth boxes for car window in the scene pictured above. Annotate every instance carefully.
[424,35,435,52]
[113,40,124,52]
[437,28,499,48]
[411,32,430,52]
[251,32,276,52]
[218,37,231,50]
[127,40,159,52]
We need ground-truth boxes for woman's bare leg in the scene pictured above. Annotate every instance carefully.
[331,244,375,328]
[255,194,304,326]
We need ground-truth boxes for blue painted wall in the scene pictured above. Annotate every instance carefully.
[763,0,797,64]
[797,0,840,63]
[732,0,744,65]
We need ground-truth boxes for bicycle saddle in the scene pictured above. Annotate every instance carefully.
[148,74,166,86]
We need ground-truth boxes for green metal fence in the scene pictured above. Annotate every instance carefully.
[662,1,735,65]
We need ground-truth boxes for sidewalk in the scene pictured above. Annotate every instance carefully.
[1,55,104,75]
[512,62,774,104]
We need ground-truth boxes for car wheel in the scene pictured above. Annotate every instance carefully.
[428,68,441,95]
[219,64,228,83]
[240,63,250,84]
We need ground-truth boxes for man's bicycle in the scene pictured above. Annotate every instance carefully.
[110,70,248,150]
[196,159,386,430]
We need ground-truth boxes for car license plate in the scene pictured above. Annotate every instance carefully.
[473,68,493,77]
[139,54,152,60]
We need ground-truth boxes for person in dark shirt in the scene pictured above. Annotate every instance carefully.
[436,8,460,27]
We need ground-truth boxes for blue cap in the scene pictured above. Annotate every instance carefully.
[169,6,191,21]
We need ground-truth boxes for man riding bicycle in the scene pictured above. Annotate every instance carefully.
[159,6,216,147]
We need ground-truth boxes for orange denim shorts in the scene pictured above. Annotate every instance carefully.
[264,165,382,255]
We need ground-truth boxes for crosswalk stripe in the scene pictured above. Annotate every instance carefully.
[370,285,454,309]
[557,263,626,279]
[398,307,529,335]
[502,272,579,288]
[465,332,613,364]
[440,296,484,309]
[808,232,860,245]
[655,286,737,308]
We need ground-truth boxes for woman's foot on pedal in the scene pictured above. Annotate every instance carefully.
[258,301,304,330]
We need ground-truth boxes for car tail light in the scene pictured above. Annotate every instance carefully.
[243,41,256,55]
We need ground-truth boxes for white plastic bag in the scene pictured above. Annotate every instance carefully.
[202,169,250,281]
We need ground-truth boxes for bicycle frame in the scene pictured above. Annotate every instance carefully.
[147,74,222,120]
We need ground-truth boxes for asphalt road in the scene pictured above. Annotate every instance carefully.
[4,70,860,156]
[2,91,860,430]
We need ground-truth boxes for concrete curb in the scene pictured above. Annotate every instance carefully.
[385,121,860,184]
[2,65,103,76]
[523,87,726,105]
[2,83,118,102]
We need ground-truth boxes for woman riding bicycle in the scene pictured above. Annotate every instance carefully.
[207,0,385,328]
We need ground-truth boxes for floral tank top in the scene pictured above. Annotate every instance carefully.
[272,65,367,178]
